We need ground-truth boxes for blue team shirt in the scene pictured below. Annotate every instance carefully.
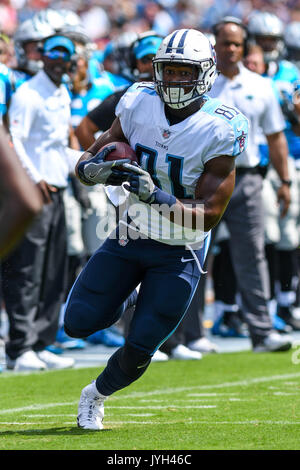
[101,70,133,91]
[70,76,115,129]
[0,63,14,122]
[261,60,300,163]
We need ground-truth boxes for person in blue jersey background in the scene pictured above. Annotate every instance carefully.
[100,32,138,92]
[0,63,14,128]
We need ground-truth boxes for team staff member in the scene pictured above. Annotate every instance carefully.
[63,29,249,430]
[208,17,292,352]
[2,36,81,371]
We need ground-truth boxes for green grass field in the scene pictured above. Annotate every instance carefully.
[1,350,300,450]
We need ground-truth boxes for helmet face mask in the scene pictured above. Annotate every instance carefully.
[153,29,218,109]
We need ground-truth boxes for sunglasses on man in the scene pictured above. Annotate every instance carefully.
[44,50,71,62]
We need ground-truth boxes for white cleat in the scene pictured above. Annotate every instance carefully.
[170,344,202,360]
[36,350,75,369]
[187,337,219,353]
[152,350,169,361]
[253,331,293,352]
[77,381,106,430]
[6,350,47,371]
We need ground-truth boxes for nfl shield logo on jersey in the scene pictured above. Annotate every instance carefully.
[237,131,246,153]
[162,129,171,139]
[118,235,129,247]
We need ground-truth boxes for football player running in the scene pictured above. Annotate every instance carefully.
[64,29,249,430]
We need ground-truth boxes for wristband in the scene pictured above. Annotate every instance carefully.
[150,188,177,207]
[280,179,292,187]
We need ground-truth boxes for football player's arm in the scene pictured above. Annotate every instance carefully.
[75,115,99,150]
[171,155,236,232]
[123,155,236,232]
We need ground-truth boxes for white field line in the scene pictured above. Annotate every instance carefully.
[1,372,300,416]
[0,402,77,415]
[107,420,300,426]
[2,420,300,427]
[119,372,300,399]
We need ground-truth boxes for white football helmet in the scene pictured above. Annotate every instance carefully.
[153,29,218,109]
[14,16,56,74]
[247,11,285,62]
[284,22,300,70]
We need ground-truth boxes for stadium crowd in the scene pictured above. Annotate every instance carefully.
[1,0,300,373]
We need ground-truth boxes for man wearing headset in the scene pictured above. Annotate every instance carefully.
[208,17,292,352]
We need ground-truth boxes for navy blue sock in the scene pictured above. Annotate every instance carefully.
[95,344,151,396]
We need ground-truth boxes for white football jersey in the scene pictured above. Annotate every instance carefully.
[111,82,249,246]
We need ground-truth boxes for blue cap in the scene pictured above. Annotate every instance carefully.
[133,36,162,59]
[43,35,75,56]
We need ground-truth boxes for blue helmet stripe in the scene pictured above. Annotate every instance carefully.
[165,30,179,53]
[165,29,189,54]
[176,29,189,53]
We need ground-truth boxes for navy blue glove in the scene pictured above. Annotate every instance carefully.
[121,163,176,207]
[77,144,131,186]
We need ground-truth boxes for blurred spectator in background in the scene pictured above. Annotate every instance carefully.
[284,21,300,71]
[0,60,14,129]
[12,14,55,88]
[100,32,138,90]
[0,33,11,66]
[0,0,18,36]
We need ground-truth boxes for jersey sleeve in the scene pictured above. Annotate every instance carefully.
[202,105,249,164]
[115,83,150,139]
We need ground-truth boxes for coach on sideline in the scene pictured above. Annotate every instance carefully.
[208,17,292,352]
[2,35,81,371]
